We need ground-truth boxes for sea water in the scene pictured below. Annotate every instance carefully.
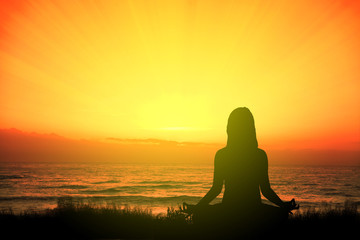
[0,162,359,214]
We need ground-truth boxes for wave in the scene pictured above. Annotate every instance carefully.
[82,187,123,194]
[324,192,354,197]
[82,184,186,194]
[93,180,120,184]
[0,196,59,201]
[143,184,184,189]
[139,180,202,185]
[43,185,89,189]
[320,188,337,192]
[0,195,202,203]
[0,175,24,180]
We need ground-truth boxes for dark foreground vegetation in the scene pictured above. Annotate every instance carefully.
[0,198,358,239]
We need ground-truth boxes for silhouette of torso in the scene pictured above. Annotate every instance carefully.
[216,147,266,210]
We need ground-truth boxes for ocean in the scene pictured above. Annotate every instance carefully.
[0,162,359,214]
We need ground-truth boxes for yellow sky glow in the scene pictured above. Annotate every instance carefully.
[1,0,359,150]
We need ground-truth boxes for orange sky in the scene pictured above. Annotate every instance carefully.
[1,0,359,151]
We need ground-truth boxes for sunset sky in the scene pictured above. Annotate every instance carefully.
[1,0,359,152]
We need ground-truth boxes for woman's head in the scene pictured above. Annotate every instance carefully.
[226,107,258,149]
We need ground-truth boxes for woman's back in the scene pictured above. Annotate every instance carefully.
[217,147,267,209]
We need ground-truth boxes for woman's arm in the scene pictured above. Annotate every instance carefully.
[259,151,300,212]
[259,151,285,207]
[197,151,224,206]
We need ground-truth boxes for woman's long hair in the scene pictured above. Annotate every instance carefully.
[226,107,258,149]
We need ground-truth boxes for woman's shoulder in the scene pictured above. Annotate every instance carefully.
[255,148,268,165]
[215,147,268,160]
[256,148,267,157]
[216,147,266,154]
[215,147,227,158]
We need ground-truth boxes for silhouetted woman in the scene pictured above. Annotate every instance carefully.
[183,107,298,235]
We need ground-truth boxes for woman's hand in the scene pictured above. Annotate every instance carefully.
[281,199,299,213]
[180,202,196,214]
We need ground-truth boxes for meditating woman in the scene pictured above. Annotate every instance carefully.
[183,107,298,233]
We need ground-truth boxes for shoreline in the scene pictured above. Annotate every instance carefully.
[1,196,359,215]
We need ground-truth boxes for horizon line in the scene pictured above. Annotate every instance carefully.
[1,127,359,152]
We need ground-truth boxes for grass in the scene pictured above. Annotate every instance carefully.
[0,198,358,239]
[286,201,359,239]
